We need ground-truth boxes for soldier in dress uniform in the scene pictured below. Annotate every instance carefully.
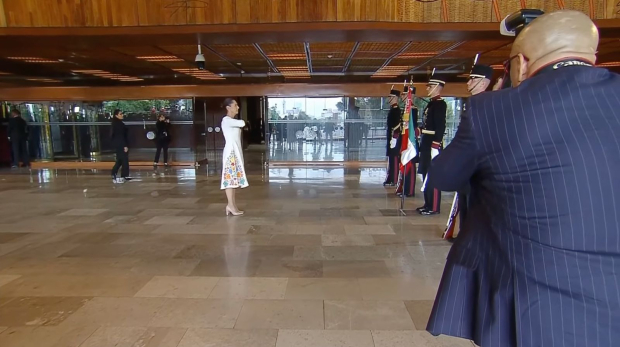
[417,76,447,215]
[396,85,419,197]
[383,88,402,186]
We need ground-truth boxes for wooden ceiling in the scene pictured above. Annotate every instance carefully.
[0,32,618,88]
[0,0,616,27]
[0,1,618,88]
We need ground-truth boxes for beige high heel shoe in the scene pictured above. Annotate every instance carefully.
[226,206,244,216]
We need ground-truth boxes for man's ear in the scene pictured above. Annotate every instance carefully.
[517,54,528,84]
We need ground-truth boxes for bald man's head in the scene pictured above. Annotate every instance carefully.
[509,10,598,87]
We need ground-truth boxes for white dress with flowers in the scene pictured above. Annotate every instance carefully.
[221,116,249,189]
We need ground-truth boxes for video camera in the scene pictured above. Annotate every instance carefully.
[499,9,544,88]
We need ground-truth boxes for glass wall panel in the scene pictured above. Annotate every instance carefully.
[1,99,195,163]
[266,96,463,163]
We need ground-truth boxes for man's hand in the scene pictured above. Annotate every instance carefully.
[124,147,128,153]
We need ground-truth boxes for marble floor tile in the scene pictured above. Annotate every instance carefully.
[149,299,244,328]
[79,327,187,347]
[58,209,108,216]
[234,299,324,330]
[255,259,323,278]
[0,275,152,297]
[322,260,392,278]
[190,259,261,277]
[276,330,374,347]
[285,278,363,300]
[0,296,90,326]
[405,300,435,331]
[294,246,411,261]
[59,297,166,327]
[177,245,294,261]
[324,300,415,330]
[295,225,346,235]
[135,276,219,298]
[359,278,439,301]
[78,326,148,347]
[177,328,278,347]
[343,225,395,235]
[144,216,196,225]
[322,235,375,246]
[161,198,200,205]
[0,275,20,288]
[138,209,185,217]
[372,330,476,347]
[248,225,297,235]
[60,243,185,259]
[0,326,97,347]
[209,277,288,299]
[0,233,32,243]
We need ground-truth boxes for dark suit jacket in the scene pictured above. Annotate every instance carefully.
[426,66,620,347]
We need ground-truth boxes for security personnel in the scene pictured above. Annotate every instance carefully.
[383,89,402,186]
[418,77,447,215]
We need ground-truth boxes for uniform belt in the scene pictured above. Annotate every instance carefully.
[421,130,436,135]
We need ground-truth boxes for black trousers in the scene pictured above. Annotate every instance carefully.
[11,138,29,167]
[154,140,169,164]
[112,147,129,178]
[402,162,417,196]
[423,172,442,213]
[385,155,399,184]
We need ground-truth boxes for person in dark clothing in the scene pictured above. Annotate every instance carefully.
[7,109,30,168]
[153,114,171,167]
[418,76,447,215]
[110,109,130,183]
[383,89,402,186]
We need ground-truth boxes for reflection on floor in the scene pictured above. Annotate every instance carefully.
[268,140,386,162]
[0,166,472,347]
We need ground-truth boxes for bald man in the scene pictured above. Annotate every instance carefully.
[426,10,620,347]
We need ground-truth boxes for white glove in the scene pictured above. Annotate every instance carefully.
[390,138,397,148]
[431,148,439,159]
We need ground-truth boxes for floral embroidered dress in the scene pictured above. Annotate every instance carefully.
[221,116,249,189]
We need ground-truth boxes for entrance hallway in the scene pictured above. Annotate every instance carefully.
[0,166,469,347]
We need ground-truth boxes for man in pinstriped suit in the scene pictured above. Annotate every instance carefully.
[426,10,620,347]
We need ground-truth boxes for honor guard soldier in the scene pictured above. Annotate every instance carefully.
[418,76,446,215]
[396,85,419,197]
[383,88,402,186]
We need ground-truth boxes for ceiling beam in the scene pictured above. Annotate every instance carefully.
[376,41,413,72]
[304,42,313,74]
[443,41,513,72]
[342,42,360,73]
[253,43,279,73]
[407,41,465,74]
[201,44,245,74]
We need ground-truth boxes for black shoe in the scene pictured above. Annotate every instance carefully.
[421,210,440,216]
[416,206,427,212]
[123,177,133,181]
[383,182,395,187]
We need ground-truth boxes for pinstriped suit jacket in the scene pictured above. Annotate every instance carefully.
[426,66,620,347]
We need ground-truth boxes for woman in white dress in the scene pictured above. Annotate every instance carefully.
[220,98,248,216]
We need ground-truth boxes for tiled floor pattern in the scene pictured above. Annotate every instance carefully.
[0,167,473,347]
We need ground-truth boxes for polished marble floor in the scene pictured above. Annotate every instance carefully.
[0,165,472,347]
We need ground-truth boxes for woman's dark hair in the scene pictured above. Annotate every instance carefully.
[10,109,21,117]
[222,98,236,109]
[113,109,122,117]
